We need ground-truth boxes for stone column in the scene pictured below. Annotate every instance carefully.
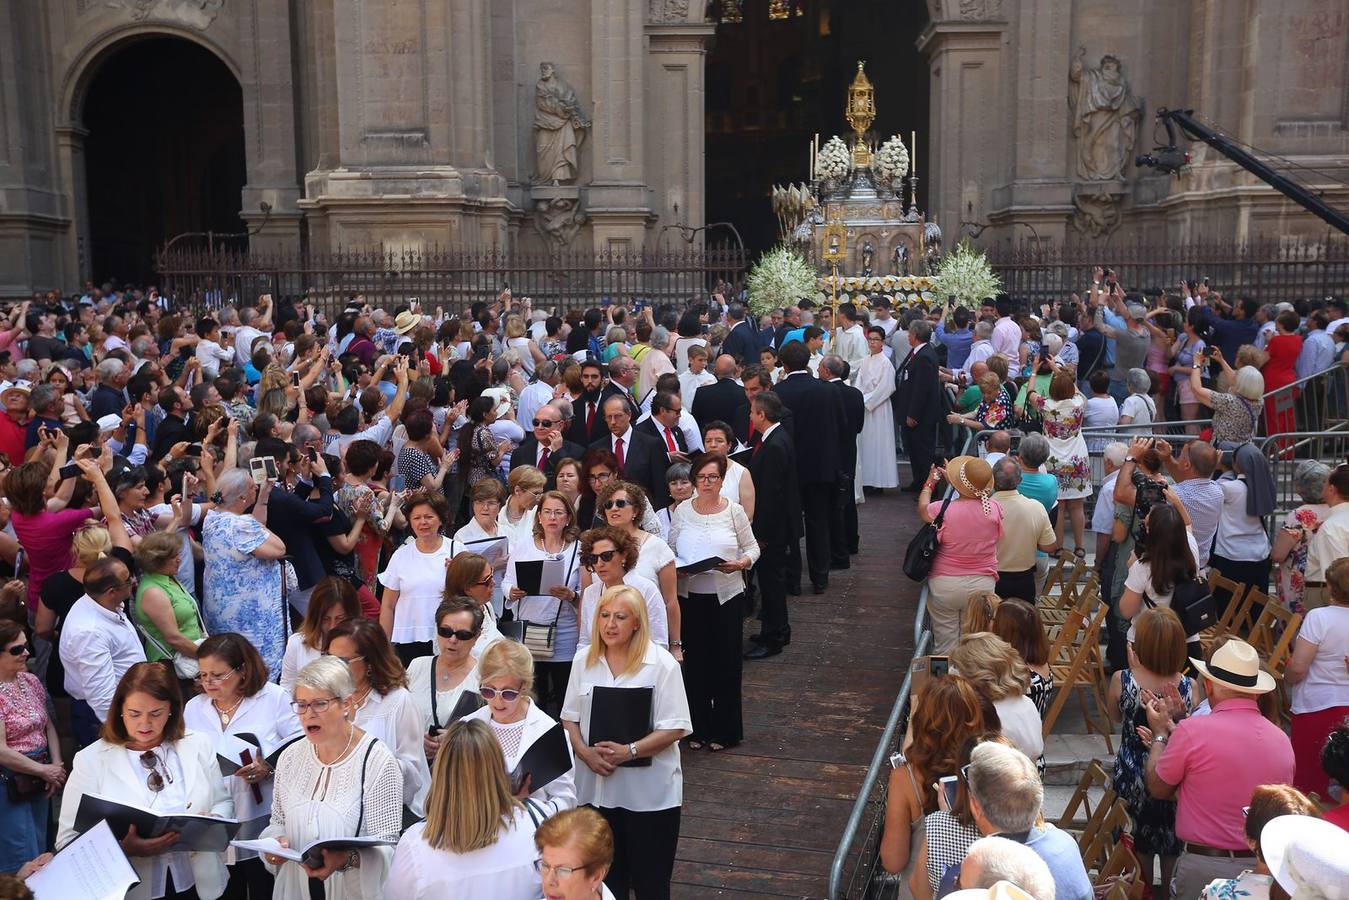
[644,14,716,242]
[587,0,653,251]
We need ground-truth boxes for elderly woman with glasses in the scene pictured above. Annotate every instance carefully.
[323,618,430,822]
[533,807,617,900]
[59,662,233,900]
[408,596,484,762]
[0,620,64,876]
[184,633,300,899]
[261,656,403,900]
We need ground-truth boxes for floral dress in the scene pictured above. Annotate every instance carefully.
[1033,393,1092,499]
[1113,669,1193,856]
[202,511,287,679]
[974,386,1015,430]
[1277,504,1328,617]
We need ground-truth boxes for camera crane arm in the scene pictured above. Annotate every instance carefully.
[1141,108,1349,236]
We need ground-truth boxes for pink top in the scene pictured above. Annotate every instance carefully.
[1154,697,1295,849]
[991,318,1022,358]
[927,498,1003,579]
[0,672,50,753]
[12,507,94,611]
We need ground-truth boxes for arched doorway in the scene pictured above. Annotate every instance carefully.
[705,0,930,255]
[80,36,246,285]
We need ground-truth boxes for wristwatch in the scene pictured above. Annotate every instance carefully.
[1153,735,1169,748]
[628,742,638,760]
[338,849,360,872]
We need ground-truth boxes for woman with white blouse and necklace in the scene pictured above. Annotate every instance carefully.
[577,527,669,651]
[59,662,234,900]
[184,633,301,899]
[280,577,361,693]
[464,638,576,816]
[561,584,692,899]
[668,452,759,753]
[262,656,403,899]
[453,479,509,616]
[322,618,430,821]
[504,491,582,717]
[384,719,541,899]
[407,596,483,763]
[377,491,463,665]
[701,422,755,520]
[443,552,503,658]
[591,481,680,660]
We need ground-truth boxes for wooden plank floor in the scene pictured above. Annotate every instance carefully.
[672,489,922,899]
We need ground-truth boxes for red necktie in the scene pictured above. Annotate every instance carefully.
[663,426,676,452]
[538,447,551,469]
[614,437,625,472]
[586,401,595,433]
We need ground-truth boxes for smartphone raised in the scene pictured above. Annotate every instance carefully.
[939,775,959,808]
[184,444,204,458]
[249,456,279,485]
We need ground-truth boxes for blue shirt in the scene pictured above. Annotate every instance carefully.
[934,324,973,369]
[1200,309,1260,362]
[1296,329,1336,379]
[779,327,807,346]
[1018,472,1060,516]
[1101,308,1128,367]
[1026,824,1093,900]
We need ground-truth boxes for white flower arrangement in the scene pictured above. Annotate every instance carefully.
[747,245,818,319]
[815,136,851,181]
[931,240,1003,307]
[874,136,910,185]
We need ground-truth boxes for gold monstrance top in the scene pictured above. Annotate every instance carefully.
[846,61,876,169]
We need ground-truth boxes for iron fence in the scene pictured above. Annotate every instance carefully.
[154,245,749,320]
[986,238,1349,308]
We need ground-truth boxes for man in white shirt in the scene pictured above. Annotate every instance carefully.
[678,345,716,409]
[1306,464,1349,594]
[1091,442,1128,566]
[328,356,410,455]
[1158,439,1224,569]
[984,431,1012,469]
[833,303,868,383]
[963,321,996,374]
[101,314,131,353]
[990,297,1022,358]
[59,556,146,748]
[232,301,272,367]
[1296,310,1337,380]
[518,359,560,433]
[1253,304,1277,350]
[871,297,899,338]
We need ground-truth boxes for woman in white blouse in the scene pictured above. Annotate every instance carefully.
[499,465,546,547]
[591,481,680,659]
[377,491,463,665]
[280,577,361,693]
[576,526,669,650]
[184,633,301,899]
[701,422,756,520]
[323,619,431,820]
[262,656,403,899]
[561,585,692,899]
[452,478,509,616]
[385,719,541,900]
[407,596,483,763]
[464,639,576,816]
[504,491,582,717]
[1118,497,1202,660]
[668,452,759,752]
[58,662,233,900]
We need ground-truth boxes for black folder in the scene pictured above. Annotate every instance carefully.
[449,689,486,722]
[514,559,544,595]
[587,686,654,768]
[509,722,573,793]
[74,793,241,852]
[676,556,726,575]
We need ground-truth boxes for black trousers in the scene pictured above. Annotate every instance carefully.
[786,539,802,594]
[799,482,835,589]
[902,421,937,488]
[755,541,791,643]
[534,660,571,718]
[394,640,432,667]
[996,568,1038,604]
[164,869,200,900]
[832,474,856,562]
[222,857,273,900]
[598,805,682,900]
[680,592,744,746]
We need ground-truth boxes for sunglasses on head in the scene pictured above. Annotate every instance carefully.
[437,626,479,641]
[602,498,629,510]
[479,686,522,702]
[582,549,619,567]
[4,643,28,657]
[531,418,556,428]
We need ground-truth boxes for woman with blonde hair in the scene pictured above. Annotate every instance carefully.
[960,591,1001,636]
[561,585,691,898]
[384,718,542,899]
[464,638,576,815]
[534,807,617,900]
[949,633,1043,764]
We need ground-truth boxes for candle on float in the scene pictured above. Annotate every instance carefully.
[911,130,917,177]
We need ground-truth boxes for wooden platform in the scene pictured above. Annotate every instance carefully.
[672,489,922,899]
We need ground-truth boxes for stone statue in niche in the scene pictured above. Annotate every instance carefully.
[923,222,943,274]
[860,240,875,276]
[1068,47,1141,182]
[892,243,909,276]
[533,63,591,185]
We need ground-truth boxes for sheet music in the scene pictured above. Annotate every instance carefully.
[28,820,139,900]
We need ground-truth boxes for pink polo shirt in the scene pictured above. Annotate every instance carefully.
[928,498,1003,579]
[1154,697,1295,849]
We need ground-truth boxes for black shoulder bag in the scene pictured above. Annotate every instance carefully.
[903,493,953,582]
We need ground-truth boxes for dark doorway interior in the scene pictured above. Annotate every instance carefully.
[83,36,246,286]
[705,0,930,256]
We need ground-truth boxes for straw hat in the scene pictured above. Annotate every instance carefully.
[481,386,513,420]
[946,455,994,501]
[1262,815,1349,900]
[945,882,1037,900]
[393,311,421,335]
[1189,639,1276,694]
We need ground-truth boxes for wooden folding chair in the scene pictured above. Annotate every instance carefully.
[1200,573,1252,653]
[1094,839,1146,900]
[1039,553,1073,602]
[1080,798,1132,876]
[1043,603,1114,751]
[1058,760,1115,833]
[1247,601,1302,675]
[1045,586,1097,666]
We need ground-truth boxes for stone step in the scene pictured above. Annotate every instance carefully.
[1041,732,1115,786]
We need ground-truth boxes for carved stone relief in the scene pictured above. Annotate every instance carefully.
[104,0,223,28]
[1071,190,1123,238]
[533,195,587,250]
[647,0,690,22]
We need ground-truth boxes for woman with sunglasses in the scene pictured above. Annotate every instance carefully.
[0,620,64,875]
[504,491,582,717]
[323,619,431,821]
[667,452,758,753]
[592,482,680,660]
[59,662,233,900]
[464,639,575,816]
[280,577,362,694]
[377,491,463,665]
[184,634,301,899]
[443,551,504,656]
[408,596,484,762]
[262,656,403,900]
[577,527,668,651]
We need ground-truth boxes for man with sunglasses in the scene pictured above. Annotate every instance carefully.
[58,556,146,748]
[511,402,584,489]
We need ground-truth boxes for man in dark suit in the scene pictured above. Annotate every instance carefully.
[566,358,607,446]
[820,355,864,561]
[773,305,803,349]
[894,319,943,491]
[744,391,802,659]
[691,355,744,431]
[511,401,585,488]
[635,391,690,456]
[590,394,670,508]
[771,340,844,594]
[720,301,759,366]
[253,437,336,613]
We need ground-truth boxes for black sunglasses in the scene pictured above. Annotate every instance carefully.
[437,626,479,641]
[4,643,28,657]
[581,549,619,567]
[532,418,557,428]
[602,499,630,511]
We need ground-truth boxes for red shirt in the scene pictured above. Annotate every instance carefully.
[0,413,26,467]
